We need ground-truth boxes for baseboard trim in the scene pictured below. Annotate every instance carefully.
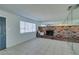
[6,37,37,49]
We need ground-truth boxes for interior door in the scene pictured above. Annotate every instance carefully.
[0,17,6,50]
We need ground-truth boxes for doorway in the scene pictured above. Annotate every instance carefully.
[0,17,6,50]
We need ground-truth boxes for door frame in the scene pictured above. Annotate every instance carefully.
[0,16,6,50]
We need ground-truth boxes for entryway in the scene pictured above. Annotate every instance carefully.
[0,17,6,50]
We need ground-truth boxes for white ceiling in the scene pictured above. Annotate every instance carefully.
[0,4,71,21]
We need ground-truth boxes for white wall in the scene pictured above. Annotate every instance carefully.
[40,19,79,26]
[39,19,65,26]
[0,9,39,48]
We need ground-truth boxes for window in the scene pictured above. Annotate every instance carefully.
[20,21,36,33]
[20,21,25,33]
